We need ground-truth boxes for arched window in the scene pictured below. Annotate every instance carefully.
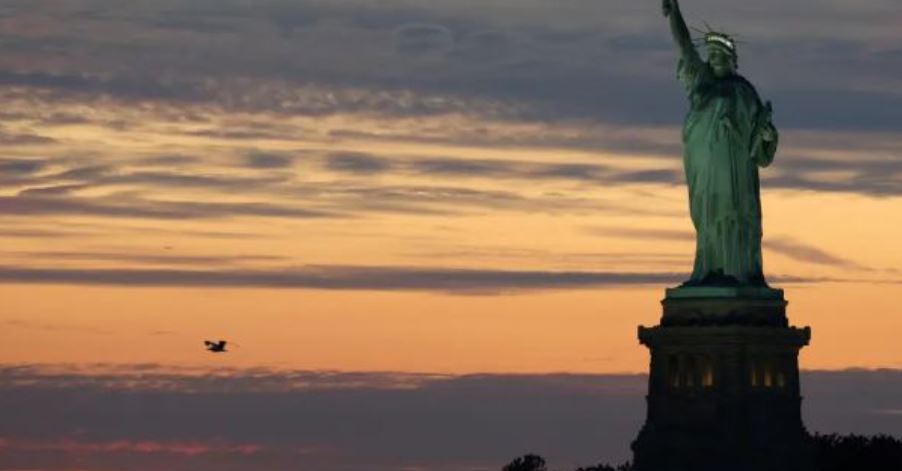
[763,363,774,388]
[750,358,759,387]
[701,356,714,388]
[668,354,680,388]
[684,356,697,388]
[776,357,787,388]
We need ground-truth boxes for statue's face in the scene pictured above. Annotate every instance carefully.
[707,46,736,78]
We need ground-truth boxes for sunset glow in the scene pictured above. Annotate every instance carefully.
[0,0,900,469]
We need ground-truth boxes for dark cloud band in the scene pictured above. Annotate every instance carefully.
[0,365,900,471]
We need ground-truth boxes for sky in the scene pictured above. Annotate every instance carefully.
[0,0,900,469]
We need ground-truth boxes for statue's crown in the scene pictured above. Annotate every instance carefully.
[705,32,736,56]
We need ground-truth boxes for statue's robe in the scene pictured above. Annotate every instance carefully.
[678,52,777,286]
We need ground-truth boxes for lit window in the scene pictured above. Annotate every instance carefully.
[669,354,680,388]
[763,365,774,388]
[685,356,696,388]
[702,358,714,388]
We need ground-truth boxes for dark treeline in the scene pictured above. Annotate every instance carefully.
[501,453,632,471]
[503,433,902,471]
[813,433,902,471]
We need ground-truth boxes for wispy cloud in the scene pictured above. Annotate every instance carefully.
[0,0,897,131]
[766,237,868,270]
[241,152,295,169]
[325,152,393,174]
[584,226,876,271]
[3,250,287,267]
[584,226,694,241]
[0,264,684,293]
[0,264,875,292]
[0,437,265,457]
[0,195,338,220]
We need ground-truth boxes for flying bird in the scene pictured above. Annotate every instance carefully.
[204,340,228,353]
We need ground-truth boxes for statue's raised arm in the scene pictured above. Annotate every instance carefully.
[662,0,701,66]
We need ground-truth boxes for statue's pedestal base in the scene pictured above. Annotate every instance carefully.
[662,286,786,327]
[631,289,813,471]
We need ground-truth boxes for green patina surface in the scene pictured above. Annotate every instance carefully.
[665,285,784,300]
[664,0,779,289]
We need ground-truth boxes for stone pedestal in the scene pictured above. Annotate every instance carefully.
[631,288,813,471]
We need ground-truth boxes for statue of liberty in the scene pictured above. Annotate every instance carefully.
[663,0,779,287]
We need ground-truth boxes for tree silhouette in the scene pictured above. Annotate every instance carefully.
[502,454,548,471]
[813,433,902,471]
[575,463,632,471]
[502,433,902,471]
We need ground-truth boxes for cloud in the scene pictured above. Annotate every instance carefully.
[318,152,681,189]
[405,246,691,269]
[17,183,91,197]
[43,169,291,192]
[53,165,116,180]
[149,14,246,35]
[451,29,519,62]
[393,23,455,57]
[0,437,265,457]
[0,365,900,471]
[530,163,610,182]
[7,251,287,267]
[325,152,393,174]
[585,226,694,242]
[0,264,683,293]
[372,155,622,185]
[138,155,203,167]
[609,168,682,185]
[0,0,898,133]
[0,364,451,393]
[408,157,515,177]
[0,195,337,220]
[585,226,874,271]
[0,70,210,104]
[765,237,867,270]
[0,130,56,145]
[326,126,683,157]
[4,160,641,217]
[765,170,902,197]
[242,152,294,169]
[0,159,48,174]
[0,228,88,238]
[0,365,649,470]
[0,264,868,292]
[187,127,302,141]
[770,86,902,132]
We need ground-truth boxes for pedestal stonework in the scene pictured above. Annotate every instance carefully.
[631,288,813,471]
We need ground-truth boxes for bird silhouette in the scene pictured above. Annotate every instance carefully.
[204,340,228,353]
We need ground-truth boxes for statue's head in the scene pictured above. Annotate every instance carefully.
[705,32,737,78]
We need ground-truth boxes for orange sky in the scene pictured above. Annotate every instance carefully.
[1,95,899,374]
[1,0,900,377]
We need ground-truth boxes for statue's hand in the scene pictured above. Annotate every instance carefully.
[662,0,675,17]
[760,123,777,142]
[757,101,776,142]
